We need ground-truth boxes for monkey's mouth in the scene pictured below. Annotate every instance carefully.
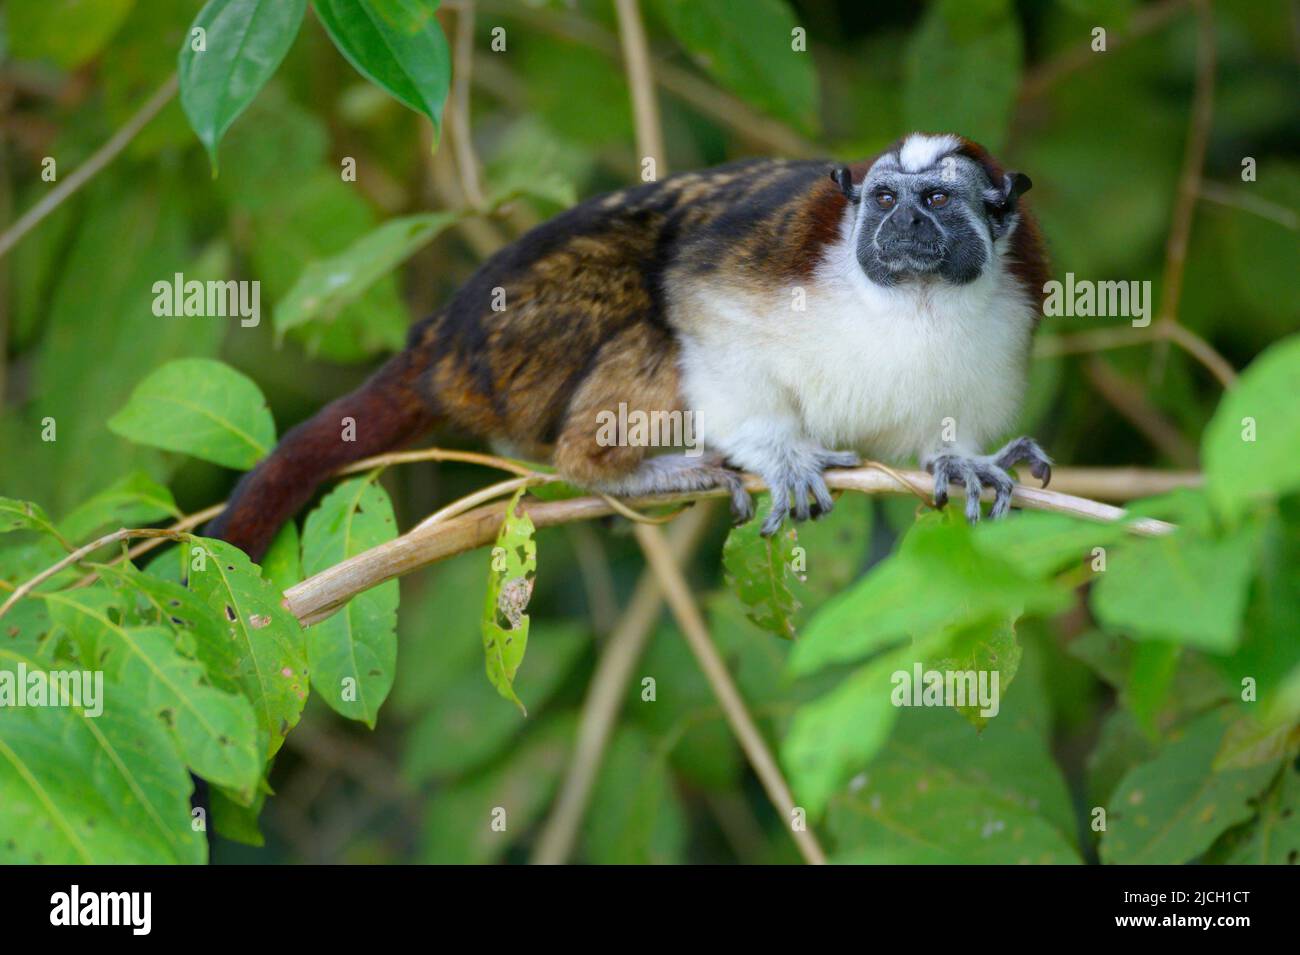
[876,239,946,271]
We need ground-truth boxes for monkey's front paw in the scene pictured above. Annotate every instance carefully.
[757,449,850,536]
[927,437,1052,523]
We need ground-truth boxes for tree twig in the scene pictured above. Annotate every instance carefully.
[0,74,178,260]
[1035,321,1238,388]
[631,520,827,864]
[448,0,487,211]
[1154,0,1216,333]
[613,0,666,175]
[0,527,185,618]
[281,466,1186,628]
[1018,0,1189,102]
[1083,355,1199,467]
[531,503,716,864]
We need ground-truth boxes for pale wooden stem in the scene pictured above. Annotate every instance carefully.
[632,521,828,865]
[531,503,716,865]
[281,466,1188,627]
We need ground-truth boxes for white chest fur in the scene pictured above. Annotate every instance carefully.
[672,232,1036,466]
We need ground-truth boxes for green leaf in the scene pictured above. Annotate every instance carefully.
[789,492,872,608]
[480,490,536,713]
[6,0,134,69]
[94,561,247,698]
[0,649,205,864]
[179,0,308,169]
[58,471,180,543]
[973,509,1130,580]
[828,697,1080,864]
[1204,334,1300,518]
[187,537,309,757]
[1091,515,1262,653]
[301,477,399,727]
[1125,640,1181,735]
[722,499,800,639]
[1222,758,1300,864]
[42,590,261,796]
[108,359,276,470]
[211,782,268,846]
[653,0,818,132]
[0,498,68,546]
[926,613,1023,729]
[312,0,451,129]
[902,0,1022,153]
[1101,707,1283,864]
[783,633,947,817]
[273,211,460,339]
[260,521,302,594]
[404,622,586,782]
[790,512,1067,677]
[1225,500,1300,727]
[1212,716,1298,772]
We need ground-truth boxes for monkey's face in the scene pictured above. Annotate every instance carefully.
[849,136,1029,288]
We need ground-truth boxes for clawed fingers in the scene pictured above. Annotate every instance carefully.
[927,454,1016,523]
[993,436,1053,488]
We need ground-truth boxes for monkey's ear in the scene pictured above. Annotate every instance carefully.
[830,165,860,203]
[984,171,1031,238]
[1005,172,1032,202]
[985,171,1032,212]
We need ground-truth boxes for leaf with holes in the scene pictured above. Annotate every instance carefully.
[301,477,399,727]
[0,648,206,864]
[722,500,800,639]
[42,589,261,797]
[481,490,536,714]
[186,536,309,757]
[1101,707,1282,864]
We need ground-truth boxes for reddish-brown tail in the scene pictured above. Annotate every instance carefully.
[205,341,438,562]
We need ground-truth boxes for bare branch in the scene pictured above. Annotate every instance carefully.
[0,74,178,260]
[448,0,487,211]
[531,503,717,865]
[0,527,185,618]
[614,0,667,175]
[281,466,1187,628]
[632,520,827,864]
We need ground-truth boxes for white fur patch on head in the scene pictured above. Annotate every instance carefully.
[897,133,962,172]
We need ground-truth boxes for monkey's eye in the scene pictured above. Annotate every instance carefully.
[875,191,896,210]
[926,191,950,209]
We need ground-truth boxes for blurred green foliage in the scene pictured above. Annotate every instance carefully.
[0,0,1298,865]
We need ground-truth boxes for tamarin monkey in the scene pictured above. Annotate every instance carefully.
[207,132,1052,560]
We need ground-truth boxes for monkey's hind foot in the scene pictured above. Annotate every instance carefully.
[758,449,860,537]
[590,453,753,526]
[927,436,1052,523]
